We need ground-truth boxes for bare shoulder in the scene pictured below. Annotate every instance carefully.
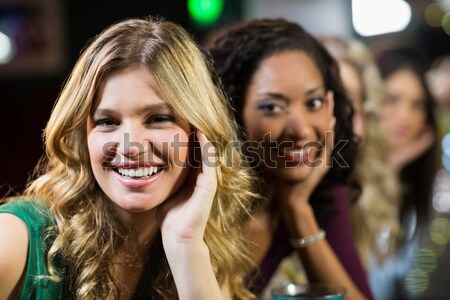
[0,213,29,300]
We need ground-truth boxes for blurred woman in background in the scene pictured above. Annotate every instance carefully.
[376,49,439,239]
[319,36,404,299]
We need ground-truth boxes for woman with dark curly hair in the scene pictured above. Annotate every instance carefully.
[206,18,373,300]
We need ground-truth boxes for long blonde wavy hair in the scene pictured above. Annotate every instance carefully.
[24,17,257,299]
[319,36,402,267]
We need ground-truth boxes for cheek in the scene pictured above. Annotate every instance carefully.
[88,134,115,163]
[153,130,191,165]
[244,118,284,142]
[411,111,427,131]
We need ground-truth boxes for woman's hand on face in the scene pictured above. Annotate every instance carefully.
[157,131,218,246]
[279,115,336,234]
[389,126,435,172]
[280,100,336,208]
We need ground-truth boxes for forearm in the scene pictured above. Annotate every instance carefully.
[163,239,227,300]
[289,204,368,300]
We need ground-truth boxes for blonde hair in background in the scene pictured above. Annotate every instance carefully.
[24,17,257,299]
[319,36,402,267]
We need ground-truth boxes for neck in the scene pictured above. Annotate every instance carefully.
[114,207,160,260]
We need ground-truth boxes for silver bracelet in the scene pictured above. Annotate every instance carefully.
[289,229,326,249]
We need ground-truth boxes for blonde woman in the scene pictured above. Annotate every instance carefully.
[319,36,402,269]
[0,17,256,300]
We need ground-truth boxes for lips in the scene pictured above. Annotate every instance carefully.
[273,143,320,166]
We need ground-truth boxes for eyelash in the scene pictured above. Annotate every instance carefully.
[147,114,177,124]
[257,103,283,115]
[94,118,119,128]
[93,114,177,128]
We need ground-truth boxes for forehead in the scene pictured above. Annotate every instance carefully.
[93,65,167,111]
[250,50,324,90]
[385,69,425,97]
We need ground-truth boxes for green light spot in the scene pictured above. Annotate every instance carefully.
[405,268,428,294]
[188,0,224,27]
[413,248,437,273]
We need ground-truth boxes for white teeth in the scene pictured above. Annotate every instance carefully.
[285,148,308,156]
[117,167,160,178]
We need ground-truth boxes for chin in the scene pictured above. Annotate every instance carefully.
[270,166,313,183]
[112,195,162,214]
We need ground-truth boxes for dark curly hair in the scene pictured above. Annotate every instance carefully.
[205,18,359,224]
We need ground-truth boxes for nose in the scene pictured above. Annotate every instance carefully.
[395,102,413,123]
[118,124,148,158]
[284,107,312,141]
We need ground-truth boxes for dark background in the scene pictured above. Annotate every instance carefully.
[0,0,448,196]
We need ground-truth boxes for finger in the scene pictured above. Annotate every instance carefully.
[310,117,335,181]
[326,90,335,117]
[195,130,218,192]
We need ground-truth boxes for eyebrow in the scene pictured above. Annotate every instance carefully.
[92,103,173,118]
[257,85,325,102]
[305,86,325,96]
[257,92,289,103]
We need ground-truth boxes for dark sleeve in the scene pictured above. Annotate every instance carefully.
[323,186,374,300]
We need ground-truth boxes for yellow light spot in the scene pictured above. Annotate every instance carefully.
[405,268,429,294]
[443,12,450,35]
[425,3,446,27]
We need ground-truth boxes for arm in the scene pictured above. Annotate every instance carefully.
[279,114,371,300]
[0,213,29,300]
[283,200,370,300]
[157,131,230,300]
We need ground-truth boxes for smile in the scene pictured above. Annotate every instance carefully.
[117,166,162,178]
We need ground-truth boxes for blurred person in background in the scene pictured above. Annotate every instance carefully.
[319,36,406,300]
[426,55,450,141]
[376,48,440,237]
[373,48,440,299]
[206,18,373,300]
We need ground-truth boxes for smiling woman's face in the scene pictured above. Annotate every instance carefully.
[243,50,334,182]
[86,64,192,219]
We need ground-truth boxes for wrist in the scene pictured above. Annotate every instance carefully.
[290,229,326,249]
[163,236,208,256]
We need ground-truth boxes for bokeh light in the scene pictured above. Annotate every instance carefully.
[443,12,450,35]
[404,267,429,294]
[424,3,446,27]
[188,0,224,28]
[352,0,411,36]
[0,30,14,64]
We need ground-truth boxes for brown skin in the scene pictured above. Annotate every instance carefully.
[243,50,367,300]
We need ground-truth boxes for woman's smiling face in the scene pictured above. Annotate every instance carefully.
[86,64,192,218]
[243,50,334,182]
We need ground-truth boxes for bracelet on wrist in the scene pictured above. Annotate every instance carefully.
[289,229,326,249]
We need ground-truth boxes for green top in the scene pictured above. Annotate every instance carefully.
[0,200,153,300]
[0,200,64,300]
